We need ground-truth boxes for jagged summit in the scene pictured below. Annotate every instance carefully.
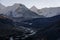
[0,3,40,22]
[13,3,26,7]
[12,3,28,10]
[30,6,38,10]
[30,6,40,14]
[0,3,28,15]
[30,6,38,12]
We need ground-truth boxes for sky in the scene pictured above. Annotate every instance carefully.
[0,0,60,9]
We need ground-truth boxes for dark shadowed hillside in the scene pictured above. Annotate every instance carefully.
[20,15,60,29]
[18,15,60,40]
[0,15,14,37]
[0,15,36,40]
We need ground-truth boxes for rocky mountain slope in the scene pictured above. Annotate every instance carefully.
[0,3,44,22]
[30,6,60,17]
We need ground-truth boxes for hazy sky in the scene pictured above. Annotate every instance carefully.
[0,0,60,9]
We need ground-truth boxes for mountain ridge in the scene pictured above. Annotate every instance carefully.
[0,3,44,22]
[30,6,60,17]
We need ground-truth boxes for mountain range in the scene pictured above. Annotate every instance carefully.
[30,6,60,17]
[0,3,60,40]
[0,3,60,18]
[0,3,45,22]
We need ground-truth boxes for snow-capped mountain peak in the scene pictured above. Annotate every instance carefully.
[12,3,28,11]
[0,3,40,22]
[30,6,39,14]
[30,6,38,11]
